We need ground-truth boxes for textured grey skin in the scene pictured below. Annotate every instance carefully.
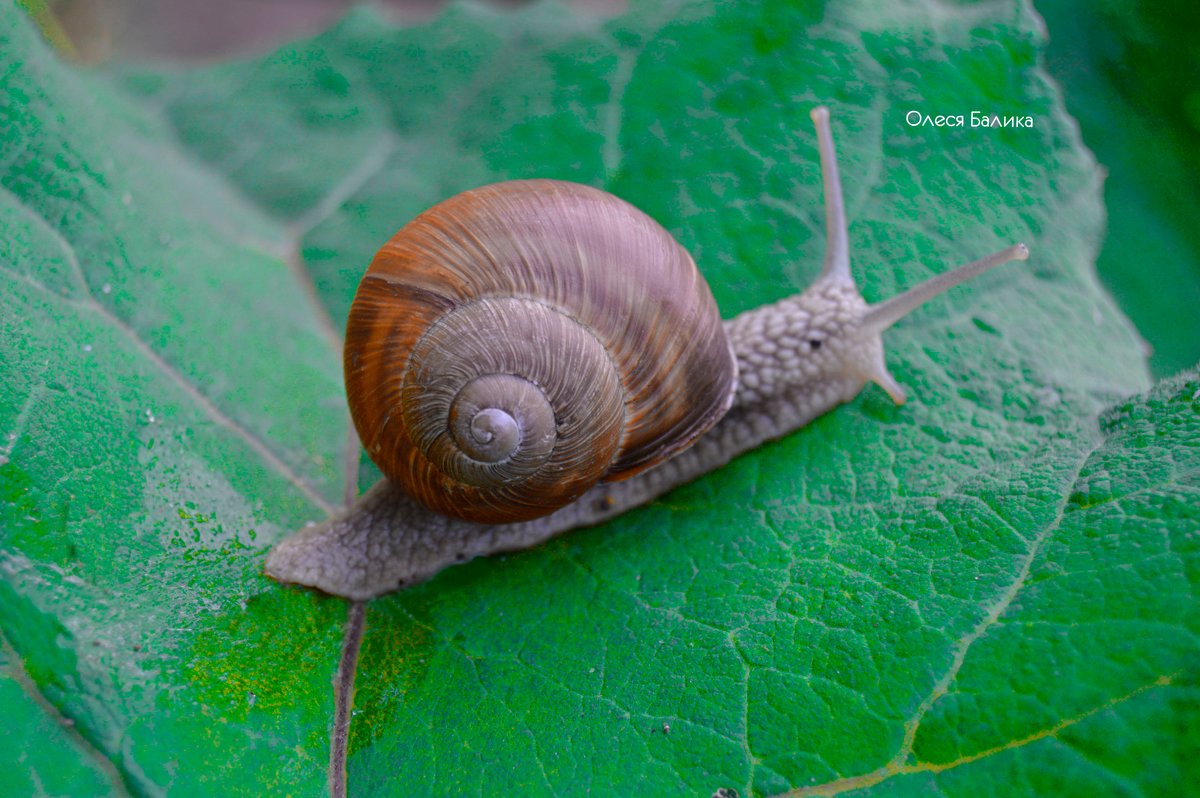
[264,107,1026,599]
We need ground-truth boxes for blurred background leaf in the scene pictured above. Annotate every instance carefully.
[21,0,1199,375]
[1039,0,1200,377]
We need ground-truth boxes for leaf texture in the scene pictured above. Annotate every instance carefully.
[1,1,1195,795]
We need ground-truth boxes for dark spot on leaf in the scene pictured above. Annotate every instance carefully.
[972,317,1000,335]
[920,424,952,443]
[1068,491,1093,509]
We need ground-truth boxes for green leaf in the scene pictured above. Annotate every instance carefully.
[823,370,1200,797]
[1038,0,1200,379]
[0,634,120,796]
[1041,0,1200,381]
[1,0,1195,795]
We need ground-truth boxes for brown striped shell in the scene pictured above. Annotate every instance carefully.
[344,179,738,524]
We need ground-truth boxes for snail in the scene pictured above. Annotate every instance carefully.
[266,106,1029,600]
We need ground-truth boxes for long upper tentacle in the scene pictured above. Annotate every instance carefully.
[810,106,852,285]
[862,243,1029,334]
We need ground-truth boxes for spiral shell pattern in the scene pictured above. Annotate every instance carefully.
[344,180,737,523]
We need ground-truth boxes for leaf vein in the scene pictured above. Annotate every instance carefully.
[0,629,134,797]
[0,186,335,514]
[893,440,1105,764]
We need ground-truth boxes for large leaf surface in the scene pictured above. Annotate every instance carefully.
[1,0,1195,795]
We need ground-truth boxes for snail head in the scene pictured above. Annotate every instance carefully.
[802,106,1029,406]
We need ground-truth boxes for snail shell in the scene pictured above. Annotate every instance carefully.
[344,179,738,524]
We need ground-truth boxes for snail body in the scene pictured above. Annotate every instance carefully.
[267,107,1028,600]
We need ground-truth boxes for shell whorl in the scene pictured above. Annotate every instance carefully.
[344,179,738,523]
